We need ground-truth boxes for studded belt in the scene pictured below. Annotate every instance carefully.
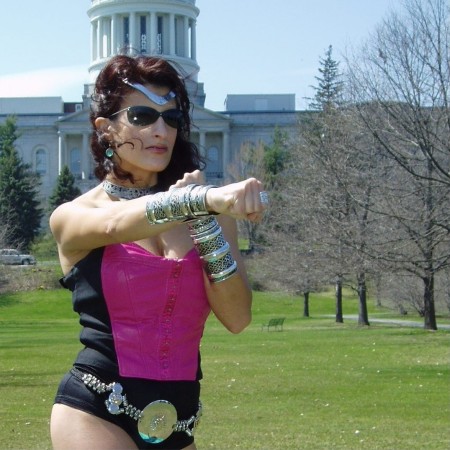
[71,368,202,444]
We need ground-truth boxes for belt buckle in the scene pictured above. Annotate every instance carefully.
[138,400,178,444]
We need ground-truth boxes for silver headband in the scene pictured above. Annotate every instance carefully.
[122,79,176,105]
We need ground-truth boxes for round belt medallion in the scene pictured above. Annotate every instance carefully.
[138,400,177,443]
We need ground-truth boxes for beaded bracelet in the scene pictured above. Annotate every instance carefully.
[188,217,238,283]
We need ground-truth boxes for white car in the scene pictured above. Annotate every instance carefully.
[0,249,36,265]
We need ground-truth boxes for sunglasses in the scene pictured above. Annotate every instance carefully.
[110,105,183,129]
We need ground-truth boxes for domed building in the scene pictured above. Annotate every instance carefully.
[0,0,298,202]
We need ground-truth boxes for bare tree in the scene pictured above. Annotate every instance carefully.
[256,46,386,325]
[346,0,450,330]
[226,141,266,251]
[227,129,290,253]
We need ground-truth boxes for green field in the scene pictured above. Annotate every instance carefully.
[0,289,449,449]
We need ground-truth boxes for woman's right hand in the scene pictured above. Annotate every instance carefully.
[206,178,267,222]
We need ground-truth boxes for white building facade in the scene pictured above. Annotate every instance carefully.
[0,0,298,203]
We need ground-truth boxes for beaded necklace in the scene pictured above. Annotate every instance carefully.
[102,180,157,200]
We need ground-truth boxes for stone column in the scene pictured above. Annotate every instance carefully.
[81,133,90,180]
[129,12,137,50]
[58,132,66,174]
[222,131,230,173]
[190,19,196,60]
[100,18,106,58]
[91,20,97,61]
[96,19,102,60]
[111,14,118,55]
[183,16,189,58]
[199,131,206,157]
[169,13,175,55]
[105,17,111,57]
[150,13,157,52]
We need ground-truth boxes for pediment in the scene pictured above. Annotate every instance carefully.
[57,108,91,124]
[191,104,230,124]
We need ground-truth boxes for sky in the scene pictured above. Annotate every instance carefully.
[0,0,398,111]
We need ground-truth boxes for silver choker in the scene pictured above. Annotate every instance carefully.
[103,180,156,200]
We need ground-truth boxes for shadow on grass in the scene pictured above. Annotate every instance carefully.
[0,296,16,308]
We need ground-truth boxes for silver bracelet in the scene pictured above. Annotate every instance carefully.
[145,184,216,225]
[188,218,237,283]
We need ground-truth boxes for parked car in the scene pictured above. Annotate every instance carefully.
[0,249,36,265]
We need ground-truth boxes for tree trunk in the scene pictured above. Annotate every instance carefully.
[423,274,437,330]
[374,273,382,308]
[357,272,370,326]
[335,275,343,323]
[303,291,310,317]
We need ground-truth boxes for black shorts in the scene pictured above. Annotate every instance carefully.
[54,368,200,449]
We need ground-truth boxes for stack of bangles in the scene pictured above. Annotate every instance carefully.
[145,184,237,283]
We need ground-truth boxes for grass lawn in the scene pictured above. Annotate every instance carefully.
[0,289,449,449]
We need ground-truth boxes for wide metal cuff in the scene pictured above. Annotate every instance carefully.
[145,184,217,225]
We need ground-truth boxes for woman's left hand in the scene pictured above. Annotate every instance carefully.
[206,178,267,222]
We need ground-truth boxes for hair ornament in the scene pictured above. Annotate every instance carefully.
[122,78,176,105]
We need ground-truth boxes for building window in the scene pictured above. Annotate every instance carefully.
[35,148,47,175]
[206,146,222,179]
[70,148,81,179]
[123,16,130,47]
[157,16,163,54]
[140,15,147,53]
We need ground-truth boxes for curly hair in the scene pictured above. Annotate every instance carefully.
[90,54,205,190]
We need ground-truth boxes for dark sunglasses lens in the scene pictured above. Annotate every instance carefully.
[161,110,183,128]
[127,107,159,126]
[127,107,182,128]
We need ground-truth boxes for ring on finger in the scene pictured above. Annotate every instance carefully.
[259,191,269,205]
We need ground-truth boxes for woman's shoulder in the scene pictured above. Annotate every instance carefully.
[74,184,108,205]
[53,184,106,213]
[49,184,107,233]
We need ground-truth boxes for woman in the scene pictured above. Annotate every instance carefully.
[49,54,267,450]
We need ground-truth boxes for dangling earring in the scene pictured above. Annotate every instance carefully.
[105,147,114,158]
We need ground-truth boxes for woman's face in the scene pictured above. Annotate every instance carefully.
[102,83,179,186]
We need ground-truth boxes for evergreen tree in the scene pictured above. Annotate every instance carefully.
[263,127,289,189]
[48,165,81,211]
[0,116,43,250]
[309,45,344,112]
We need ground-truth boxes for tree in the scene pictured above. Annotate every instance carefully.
[48,165,81,211]
[346,0,450,330]
[226,140,266,252]
[0,116,43,250]
[296,107,386,326]
[307,46,351,323]
[263,127,290,190]
[303,46,378,325]
[248,46,377,323]
[309,45,344,112]
[226,128,289,253]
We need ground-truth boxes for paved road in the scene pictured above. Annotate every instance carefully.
[323,315,450,330]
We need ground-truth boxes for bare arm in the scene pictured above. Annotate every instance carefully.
[51,176,265,252]
[203,215,252,334]
[50,175,266,273]
[49,193,176,254]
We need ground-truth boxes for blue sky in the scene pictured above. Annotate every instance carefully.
[0,0,397,111]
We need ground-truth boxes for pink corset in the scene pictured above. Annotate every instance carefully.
[101,243,210,381]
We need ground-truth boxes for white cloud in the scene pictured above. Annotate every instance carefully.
[0,65,90,101]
